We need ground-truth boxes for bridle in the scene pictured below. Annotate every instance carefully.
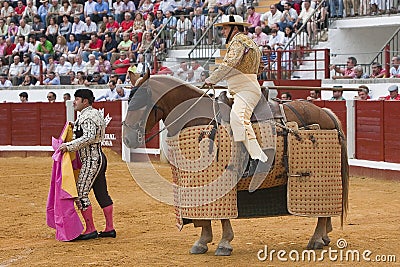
[123,82,213,146]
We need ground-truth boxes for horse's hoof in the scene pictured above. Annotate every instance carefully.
[322,236,331,246]
[190,243,208,254]
[307,239,324,250]
[215,246,233,256]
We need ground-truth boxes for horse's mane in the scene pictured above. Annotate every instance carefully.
[148,75,205,97]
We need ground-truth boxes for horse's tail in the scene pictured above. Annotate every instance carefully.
[322,108,349,229]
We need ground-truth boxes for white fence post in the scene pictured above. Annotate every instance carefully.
[65,100,74,122]
[346,99,355,159]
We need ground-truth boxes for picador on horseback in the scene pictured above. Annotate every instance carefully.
[205,15,271,192]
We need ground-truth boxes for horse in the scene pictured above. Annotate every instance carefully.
[123,71,349,256]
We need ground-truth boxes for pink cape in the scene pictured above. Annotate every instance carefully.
[46,123,84,241]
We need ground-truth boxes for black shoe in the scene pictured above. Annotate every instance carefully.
[75,231,98,241]
[98,229,116,238]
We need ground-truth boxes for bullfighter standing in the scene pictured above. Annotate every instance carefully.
[59,88,115,240]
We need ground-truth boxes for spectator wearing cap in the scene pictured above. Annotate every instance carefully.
[379,85,400,101]
[390,55,400,78]
[13,36,29,59]
[19,91,28,102]
[43,71,60,85]
[370,62,385,78]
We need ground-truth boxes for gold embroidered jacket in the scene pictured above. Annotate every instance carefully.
[208,32,261,84]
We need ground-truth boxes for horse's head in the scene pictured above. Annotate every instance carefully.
[122,68,160,148]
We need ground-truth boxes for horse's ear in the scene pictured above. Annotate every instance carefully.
[134,67,151,87]
[129,71,140,87]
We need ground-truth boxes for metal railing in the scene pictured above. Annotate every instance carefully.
[188,13,222,61]
[370,27,400,76]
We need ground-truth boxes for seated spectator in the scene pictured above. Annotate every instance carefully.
[138,31,153,63]
[13,1,26,24]
[82,17,98,41]
[389,55,400,78]
[71,16,86,42]
[252,26,269,47]
[369,62,385,78]
[355,85,370,100]
[84,0,97,21]
[92,0,109,24]
[8,22,19,43]
[281,92,292,100]
[47,0,61,26]
[174,14,192,46]
[113,0,124,23]
[0,58,9,76]
[54,36,68,61]
[71,55,86,74]
[278,2,297,32]
[22,0,37,24]
[104,15,119,40]
[261,4,282,35]
[353,65,369,79]
[82,33,103,62]
[44,72,61,85]
[192,7,206,43]
[70,0,84,21]
[133,13,146,42]
[175,61,190,81]
[293,0,314,31]
[83,54,99,78]
[67,34,80,63]
[330,56,357,79]
[139,0,154,17]
[145,12,155,32]
[97,16,108,40]
[0,74,13,88]
[96,80,118,101]
[102,33,118,62]
[47,91,57,102]
[115,86,131,101]
[20,54,32,79]
[117,32,133,55]
[36,36,54,65]
[58,15,72,40]
[20,75,35,86]
[379,85,400,101]
[12,36,29,60]
[130,35,140,61]
[0,19,8,37]
[97,54,112,80]
[30,15,45,38]
[19,91,28,102]
[9,55,24,86]
[116,12,134,41]
[72,71,86,85]
[85,71,106,86]
[247,6,261,34]
[330,89,345,100]
[4,38,16,65]
[38,0,50,25]
[307,89,321,101]
[55,56,72,76]
[112,52,130,82]
[45,17,59,45]
[30,55,47,84]
[1,2,14,26]
[27,34,40,59]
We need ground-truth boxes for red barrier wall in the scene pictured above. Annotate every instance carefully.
[0,103,11,145]
[274,80,322,100]
[383,102,400,163]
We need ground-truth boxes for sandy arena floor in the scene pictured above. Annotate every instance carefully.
[0,149,399,267]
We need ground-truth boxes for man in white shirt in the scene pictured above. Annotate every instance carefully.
[55,56,72,76]
[261,4,282,34]
[96,80,119,101]
[12,36,29,59]
[115,86,131,101]
[0,74,12,88]
[278,2,298,31]
[84,0,97,19]
[82,17,98,41]
[293,0,315,30]
[30,55,47,84]
[17,19,32,42]
[71,16,86,42]
[9,55,24,86]
[159,0,177,14]
[390,55,400,78]
[175,61,190,81]
[72,55,86,74]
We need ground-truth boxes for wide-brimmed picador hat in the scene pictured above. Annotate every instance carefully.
[214,15,251,27]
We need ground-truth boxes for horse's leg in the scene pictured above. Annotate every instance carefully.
[215,219,234,256]
[307,217,328,249]
[323,217,333,246]
[190,220,213,254]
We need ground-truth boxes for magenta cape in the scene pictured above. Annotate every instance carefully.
[46,123,84,241]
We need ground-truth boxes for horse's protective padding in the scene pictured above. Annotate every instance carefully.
[287,123,343,217]
[237,123,288,191]
[167,124,245,229]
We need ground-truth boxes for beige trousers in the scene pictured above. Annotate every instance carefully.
[228,74,268,162]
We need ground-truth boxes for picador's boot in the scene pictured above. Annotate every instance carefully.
[98,204,116,238]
